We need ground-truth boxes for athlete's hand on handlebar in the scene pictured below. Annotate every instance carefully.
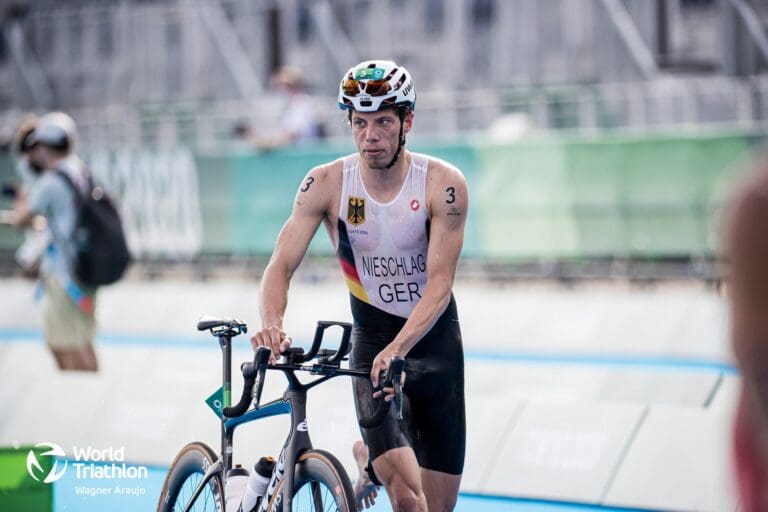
[359,356,407,427]
[373,371,406,402]
[251,325,291,364]
[371,343,406,401]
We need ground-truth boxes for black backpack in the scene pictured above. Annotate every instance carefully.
[56,170,131,286]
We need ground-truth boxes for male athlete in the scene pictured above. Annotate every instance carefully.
[251,60,467,511]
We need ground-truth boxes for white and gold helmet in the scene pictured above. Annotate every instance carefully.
[338,60,416,112]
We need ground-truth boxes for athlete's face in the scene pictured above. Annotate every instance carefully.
[351,109,413,170]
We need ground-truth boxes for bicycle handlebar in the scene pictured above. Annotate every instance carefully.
[223,346,270,418]
[218,320,405,429]
[295,321,353,364]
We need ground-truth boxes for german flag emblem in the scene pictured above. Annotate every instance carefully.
[347,196,365,226]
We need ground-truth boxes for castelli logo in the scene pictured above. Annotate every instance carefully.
[27,442,68,483]
[410,199,420,211]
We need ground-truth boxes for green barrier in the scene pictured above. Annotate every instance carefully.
[0,446,54,512]
[229,145,348,256]
[477,139,578,259]
[474,132,754,260]
[616,133,750,256]
[196,154,234,254]
[0,132,759,262]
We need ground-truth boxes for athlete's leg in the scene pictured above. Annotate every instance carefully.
[352,440,380,509]
[372,447,427,512]
[421,468,461,512]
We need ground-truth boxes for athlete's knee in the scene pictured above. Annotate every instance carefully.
[389,483,425,511]
[382,473,425,511]
[422,469,461,512]
[431,493,457,512]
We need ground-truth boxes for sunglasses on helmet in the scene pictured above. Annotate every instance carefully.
[341,79,392,97]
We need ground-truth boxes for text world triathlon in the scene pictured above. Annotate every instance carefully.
[71,446,148,479]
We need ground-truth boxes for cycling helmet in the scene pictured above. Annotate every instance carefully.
[29,111,78,153]
[339,60,416,169]
[338,60,416,112]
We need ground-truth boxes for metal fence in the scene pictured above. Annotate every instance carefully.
[1,0,767,147]
[0,74,762,150]
[2,0,665,109]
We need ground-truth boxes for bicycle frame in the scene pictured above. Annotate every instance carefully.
[180,327,366,512]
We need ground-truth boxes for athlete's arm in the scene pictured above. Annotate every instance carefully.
[251,165,332,360]
[370,161,468,386]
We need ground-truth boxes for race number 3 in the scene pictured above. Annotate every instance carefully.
[301,177,315,192]
[446,187,456,204]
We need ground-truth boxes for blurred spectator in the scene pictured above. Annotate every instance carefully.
[726,153,768,511]
[12,112,99,372]
[4,115,50,277]
[271,66,324,143]
[231,66,325,151]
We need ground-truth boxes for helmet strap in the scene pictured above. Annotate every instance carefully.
[385,108,408,169]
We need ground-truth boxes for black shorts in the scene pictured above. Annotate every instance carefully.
[349,295,466,475]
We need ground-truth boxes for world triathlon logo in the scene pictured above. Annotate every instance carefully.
[26,442,68,484]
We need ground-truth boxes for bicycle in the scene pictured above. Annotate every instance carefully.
[157,317,405,512]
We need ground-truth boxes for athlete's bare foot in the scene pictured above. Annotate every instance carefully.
[353,440,380,510]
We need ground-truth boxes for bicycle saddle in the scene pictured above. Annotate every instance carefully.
[197,316,247,333]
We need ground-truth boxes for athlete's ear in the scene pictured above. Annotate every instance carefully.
[403,111,414,134]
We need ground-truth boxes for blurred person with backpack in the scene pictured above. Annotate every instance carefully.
[12,112,130,371]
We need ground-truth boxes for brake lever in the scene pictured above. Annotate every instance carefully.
[382,357,405,420]
[393,378,403,420]
[391,358,405,420]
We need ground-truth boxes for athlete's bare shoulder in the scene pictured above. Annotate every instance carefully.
[295,158,344,215]
[423,154,468,220]
[423,155,465,182]
[302,158,343,190]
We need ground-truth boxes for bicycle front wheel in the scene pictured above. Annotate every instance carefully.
[157,441,224,512]
[266,449,356,512]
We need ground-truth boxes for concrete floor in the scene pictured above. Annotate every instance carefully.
[0,275,740,511]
